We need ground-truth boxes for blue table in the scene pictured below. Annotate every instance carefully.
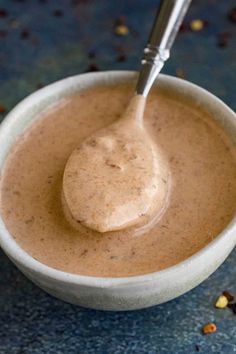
[0,1,235,353]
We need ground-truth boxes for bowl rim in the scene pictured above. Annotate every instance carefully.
[0,70,235,288]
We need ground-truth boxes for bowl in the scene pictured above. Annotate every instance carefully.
[0,71,235,311]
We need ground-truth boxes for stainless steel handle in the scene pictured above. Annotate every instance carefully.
[136,0,191,97]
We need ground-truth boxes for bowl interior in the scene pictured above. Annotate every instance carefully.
[0,71,235,287]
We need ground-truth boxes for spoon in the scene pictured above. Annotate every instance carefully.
[63,0,191,233]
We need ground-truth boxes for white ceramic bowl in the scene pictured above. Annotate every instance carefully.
[0,71,235,311]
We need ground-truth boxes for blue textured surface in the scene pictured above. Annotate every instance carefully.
[0,1,236,353]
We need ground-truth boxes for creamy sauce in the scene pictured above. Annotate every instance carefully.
[63,95,170,232]
[0,85,236,277]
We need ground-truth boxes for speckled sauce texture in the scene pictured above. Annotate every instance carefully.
[0,84,236,277]
[63,94,170,233]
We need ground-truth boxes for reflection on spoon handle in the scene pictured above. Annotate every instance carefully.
[136,0,191,97]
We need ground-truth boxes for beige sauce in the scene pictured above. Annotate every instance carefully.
[0,85,236,277]
[63,95,170,232]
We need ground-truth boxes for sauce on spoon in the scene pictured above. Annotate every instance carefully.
[63,95,170,233]
[63,0,193,233]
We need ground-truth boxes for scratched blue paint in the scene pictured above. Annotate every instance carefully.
[0,0,236,353]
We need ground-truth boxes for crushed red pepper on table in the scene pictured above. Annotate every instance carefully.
[85,64,99,72]
[116,54,127,62]
[0,105,6,114]
[190,19,204,31]
[222,290,234,302]
[228,7,236,23]
[0,8,8,17]
[215,290,236,314]
[114,16,129,36]
[227,303,236,314]
[202,323,217,335]
[36,83,44,89]
[53,9,63,17]
[215,294,228,308]
[114,16,126,27]
[179,22,189,32]
[179,19,208,33]
[217,31,231,48]
[114,24,129,36]
[201,291,235,338]
[20,30,30,40]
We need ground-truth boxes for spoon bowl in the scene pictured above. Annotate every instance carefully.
[63,95,171,233]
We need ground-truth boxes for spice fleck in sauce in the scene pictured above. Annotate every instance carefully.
[0,85,236,277]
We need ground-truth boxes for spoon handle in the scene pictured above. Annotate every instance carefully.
[136,0,191,97]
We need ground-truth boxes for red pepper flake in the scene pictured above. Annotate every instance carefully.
[0,105,6,114]
[202,323,217,335]
[114,25,129,36]
[0,8,8,17]
[36,82,44,89]
[114,16,129,36]
[53,9,63,17]
[217,31,231,48]
[227,302,236,314]
[218,39,227,48]
[179,22,189,33]
[228,8,236,23]
[116,54,127,62]
[222,290,234,302]
[85,64,99,72]
[215,294,228,308]
[115,16,126,26]
[190,19,204,31]
[20,30,30,40]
